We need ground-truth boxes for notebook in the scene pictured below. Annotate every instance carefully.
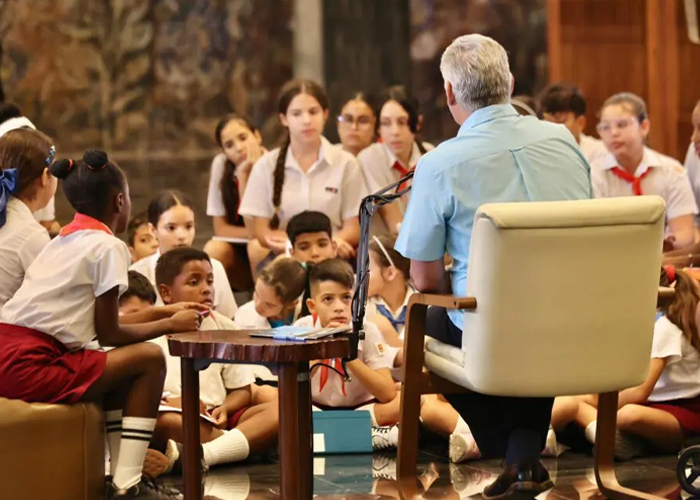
[250,325,351,342]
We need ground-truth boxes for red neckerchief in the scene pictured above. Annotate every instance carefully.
[314,313,347,396]
[392,161,414,192]
[610,167,652,196]
[59,213,114,237]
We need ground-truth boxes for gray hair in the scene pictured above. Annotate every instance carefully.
[440,34,512,111]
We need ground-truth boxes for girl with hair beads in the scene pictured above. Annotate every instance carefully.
[591,93,697,250]
[0,128,56,312]
[358,85,434,236]
[204,113,267,290]
[0,150,200,499]
[238,78,367,269]
[336,91,377,156]
[234,257,307,329]
[554,267,700,460]
[130,190,238,318]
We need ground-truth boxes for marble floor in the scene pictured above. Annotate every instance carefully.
[162,443,691,500]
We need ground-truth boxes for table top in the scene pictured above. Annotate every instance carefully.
[167,330,351,363]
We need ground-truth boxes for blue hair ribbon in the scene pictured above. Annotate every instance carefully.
[0,168,19,229]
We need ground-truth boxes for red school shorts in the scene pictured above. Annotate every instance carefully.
[0,323,107,404]
[646,395,700,438]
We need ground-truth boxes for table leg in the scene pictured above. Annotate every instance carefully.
[181,358,202,500]
[278,362,313,500]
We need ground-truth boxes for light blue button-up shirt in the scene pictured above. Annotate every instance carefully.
[395,103,592,330]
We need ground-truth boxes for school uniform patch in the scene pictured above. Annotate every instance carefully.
[375,343,387,355]
[325,186,339,194]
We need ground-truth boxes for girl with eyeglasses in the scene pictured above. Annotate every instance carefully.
[591,92,697,250]
[336,91,377,157]
[358,85,434,236]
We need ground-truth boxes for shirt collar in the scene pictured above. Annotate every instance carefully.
[382,142,423,170]
[59,213,113,237]
[372,286,415,318]
[284,136,333,173]
[458,103,519,135]
[7,196,35,220]
[600,147,663,176]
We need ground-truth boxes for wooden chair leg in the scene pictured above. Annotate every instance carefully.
[594,391,665,500]
[398,303,429,500]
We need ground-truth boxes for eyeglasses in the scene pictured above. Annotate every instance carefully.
[337,114,373,128]
[596,117,638,135]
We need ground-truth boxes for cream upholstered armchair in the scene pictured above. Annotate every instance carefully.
[397,196,669,500]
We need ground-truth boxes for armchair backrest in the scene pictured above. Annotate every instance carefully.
[462,196,665,397]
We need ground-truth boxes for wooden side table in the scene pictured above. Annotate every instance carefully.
[168,330,350,500]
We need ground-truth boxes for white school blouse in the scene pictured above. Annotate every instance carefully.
[294,315,393,408]
[154,311,255,409]
[207,153,235,218]
[578,134,608,165]
[234,300,272,329]
[591,147,698,220]
[0,198,50,313]
[648,315,700,402]
[684,144,700,221]
[130,250,237,319]
[238,137,367,232]
[1,229,129,351]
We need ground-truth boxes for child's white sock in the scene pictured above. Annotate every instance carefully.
[202,428,250,466]
[453,416,471,435]
[112,416,156,491]
[366,404,378,427]
[105,409,123,477]
[584,420,597,444]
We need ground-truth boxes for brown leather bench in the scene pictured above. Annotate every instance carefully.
[0,397,105,500]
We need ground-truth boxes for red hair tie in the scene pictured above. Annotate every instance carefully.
[664,265,676,284]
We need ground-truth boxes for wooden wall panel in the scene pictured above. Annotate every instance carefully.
[554,0,648,142]
[677,0,700,159]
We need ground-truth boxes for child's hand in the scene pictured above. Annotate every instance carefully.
[264,231,288,254]
[238,143,264,178]
[162,302,210,316]
[333,237,356,259]
[210,406,228,429]
[168,310,202,333]
[663,235,677,252]
[325,319,350,329]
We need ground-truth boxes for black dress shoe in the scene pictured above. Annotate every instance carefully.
[482,462,554,500]
[108,476,183,499]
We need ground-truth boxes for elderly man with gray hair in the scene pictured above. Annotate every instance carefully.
[395,34,592,498]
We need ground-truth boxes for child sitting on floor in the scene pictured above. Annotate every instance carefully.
[127,213,158,264]
[553,266,700,460]
[119,271,157,316]
[294,258,401,450]
[146,247,279,476]
[286,210,338,264]
[234,257,307,329]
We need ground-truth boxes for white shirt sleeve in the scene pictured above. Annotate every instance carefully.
[238,151,276,219]
[358,146,385,194]
[651,316,683,364]
[590,166,609,199]
[221,364,256,390]
[93,241,130,297]
[341,156,368,220]
[206,154,227,217]
[663,168,699,219]
[361,322,394,371]
[18,228,50,271]
[212,258,237,318]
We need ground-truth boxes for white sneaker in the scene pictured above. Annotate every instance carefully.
[449,431,481,463]
[542,428,559,457]
[372,424,399,451]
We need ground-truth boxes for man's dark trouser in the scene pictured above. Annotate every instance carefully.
[426,306,554,465]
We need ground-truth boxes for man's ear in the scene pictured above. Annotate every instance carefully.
[306,297,317,316]
[445,81,457,107]
[158,283,173,305]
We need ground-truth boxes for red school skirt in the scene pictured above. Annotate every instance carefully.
[0,323,107,404]
[646,395,700,438]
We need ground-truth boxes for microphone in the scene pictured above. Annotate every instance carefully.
[346,170,415,365]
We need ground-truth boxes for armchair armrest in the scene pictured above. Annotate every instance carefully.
[408,293,477,310]
[657,287,674,308]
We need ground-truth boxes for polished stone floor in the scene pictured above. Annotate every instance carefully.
[162,443,691,500]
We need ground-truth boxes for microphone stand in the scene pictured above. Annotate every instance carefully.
[343,170,415,377]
